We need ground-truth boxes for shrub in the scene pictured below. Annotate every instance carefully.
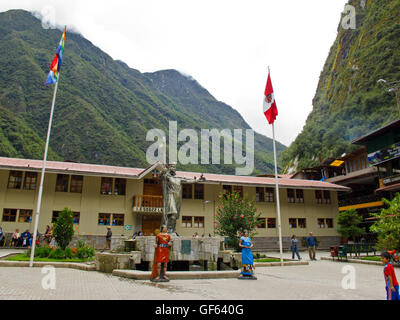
[64,247,74,259]
[336,209,365,241]
[48,247,66,260]
[37,246,51,258]
[214,192,261,251]
[370,193,400,250]
[77,246,95,259]
[53,208,74,250]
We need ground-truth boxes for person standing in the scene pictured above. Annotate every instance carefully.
[103,227,112,251]
[290,235,301,260]
[306,232,317,261]
[44,225,52,245]
[381,251,399,300]
[238,230,256,279]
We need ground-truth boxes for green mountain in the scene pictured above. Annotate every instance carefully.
[282,0,400,172]
[0,9,285,175]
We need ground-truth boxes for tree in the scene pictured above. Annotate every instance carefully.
[53,207,74,250]
[214,192,261,251]
[370,193,400,250]
[336,209,365,241]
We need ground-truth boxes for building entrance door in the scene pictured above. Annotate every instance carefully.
[142,215,162,236]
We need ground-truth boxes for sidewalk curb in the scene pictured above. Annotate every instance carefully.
[255,261,309,267]
[321,256,396,267]
[0,260,96,271]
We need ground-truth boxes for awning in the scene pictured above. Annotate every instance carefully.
[376,183,400,192]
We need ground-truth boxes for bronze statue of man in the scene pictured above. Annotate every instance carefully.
[159,163,204,235]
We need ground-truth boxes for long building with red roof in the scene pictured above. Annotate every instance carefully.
[0,157,349,250]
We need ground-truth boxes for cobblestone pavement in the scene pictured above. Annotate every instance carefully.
[0,260,385,300]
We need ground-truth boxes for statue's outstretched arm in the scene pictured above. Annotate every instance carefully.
[182,174,205,184]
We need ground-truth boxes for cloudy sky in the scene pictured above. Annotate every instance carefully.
[0,0,348,147]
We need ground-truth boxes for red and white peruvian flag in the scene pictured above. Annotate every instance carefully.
[263,71,278,125]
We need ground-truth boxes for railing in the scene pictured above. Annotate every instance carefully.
[132,195,163,214]
[338,194,382,207]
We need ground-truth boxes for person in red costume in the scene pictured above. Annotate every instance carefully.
[150,225,173,281]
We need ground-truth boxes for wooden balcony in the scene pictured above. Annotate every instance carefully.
[132,195,163,214]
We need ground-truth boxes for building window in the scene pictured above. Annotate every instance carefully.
[52,211,59,223]
[194,216,205,228]
[98,213,111,226]
[298,218,307,228]
[18,209,33,223]
[55,174,69,192]
[267,218,276,228]
[23,172,37,190]
[53,211,79,223]
[233,186,243,198]
[222,185,232,196]
[70,175,83,193]
[73,212,80,225]
[112,214,124,226]
[289,218,297,228]
[114,178,126,195]
[181,216,192,228]
[323,191,331,204]
[194,184,204,200]
[2,209,17,222]
[315,190,323,204]
[295,189,304,203]
[265,188,274,202]
[8,171,23,189]
[182,184,192,199]
[100,178,126,195]
[287,189,295,203]
[257,218,266,228]
[326,218,334,228]
[100,178,113,195]
[256,187,265,202]
[317,218,326,228]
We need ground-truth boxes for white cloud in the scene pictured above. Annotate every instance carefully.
[0,0,348,146]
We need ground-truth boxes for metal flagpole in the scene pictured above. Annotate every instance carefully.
[29,78,60,267]
[268,66,283,265]
[272,122,283,265]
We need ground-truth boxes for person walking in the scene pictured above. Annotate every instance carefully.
[306,232,317,261]
[103,227,112,251]
[381,251,399,300]
[290,235,301,260]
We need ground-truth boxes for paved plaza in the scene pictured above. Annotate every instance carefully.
[0,250,386,300]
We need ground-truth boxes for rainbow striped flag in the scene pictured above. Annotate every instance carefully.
[46,27,66,85]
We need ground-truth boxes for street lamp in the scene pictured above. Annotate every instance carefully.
[377,79,400,117]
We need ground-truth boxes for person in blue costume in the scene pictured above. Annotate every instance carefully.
[238,229,257,280]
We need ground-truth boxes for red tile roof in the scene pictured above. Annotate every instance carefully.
[0,157,143,178]
[0,157,349,191]
[176,170,349,191]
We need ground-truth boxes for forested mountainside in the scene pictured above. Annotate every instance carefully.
[0,10,286,175]
[282,0,400,172]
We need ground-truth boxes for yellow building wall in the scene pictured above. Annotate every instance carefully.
[0,169,340,238]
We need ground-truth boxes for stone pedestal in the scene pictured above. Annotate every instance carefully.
[130,236,224,263]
